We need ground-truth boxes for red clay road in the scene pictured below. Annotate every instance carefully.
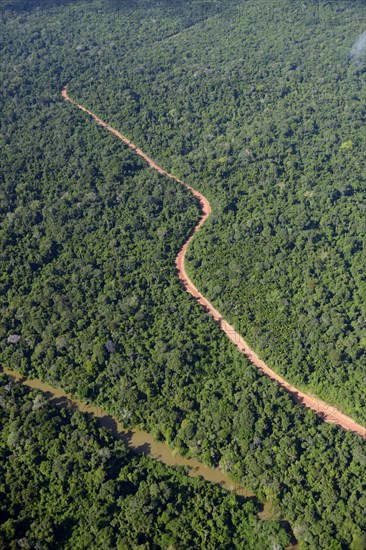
[61,86,366,440]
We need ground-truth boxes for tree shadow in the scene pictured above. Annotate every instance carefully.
[50,395,74,409]
[130,442,151,456]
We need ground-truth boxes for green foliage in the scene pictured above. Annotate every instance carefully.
[68,0,366,421]
[1,1,366,548]
[0,375,289,549]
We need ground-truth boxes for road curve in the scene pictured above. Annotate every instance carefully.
[61,86,366,440]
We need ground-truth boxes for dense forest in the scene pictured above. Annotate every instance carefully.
[68,0,366,422]
[1,1,366,548]
[0,373,292,548]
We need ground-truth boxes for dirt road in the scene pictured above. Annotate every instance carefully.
[61,86,366,439]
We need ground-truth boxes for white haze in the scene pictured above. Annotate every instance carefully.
[351,31,366,62]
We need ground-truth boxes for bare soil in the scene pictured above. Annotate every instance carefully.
[61,86,366,440]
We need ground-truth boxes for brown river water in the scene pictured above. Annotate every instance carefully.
[2,367,253,497]
[3,367,300,546]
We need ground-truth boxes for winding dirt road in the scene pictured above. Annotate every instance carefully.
[61,86,366,440]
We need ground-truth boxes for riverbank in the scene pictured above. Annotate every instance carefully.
[2,367,253,497]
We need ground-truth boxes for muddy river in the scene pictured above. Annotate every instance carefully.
[3,367,253,497]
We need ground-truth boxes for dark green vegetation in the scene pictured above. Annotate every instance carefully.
[0,374,291,549]
[1,1,366,548]
[70,0,366,422]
